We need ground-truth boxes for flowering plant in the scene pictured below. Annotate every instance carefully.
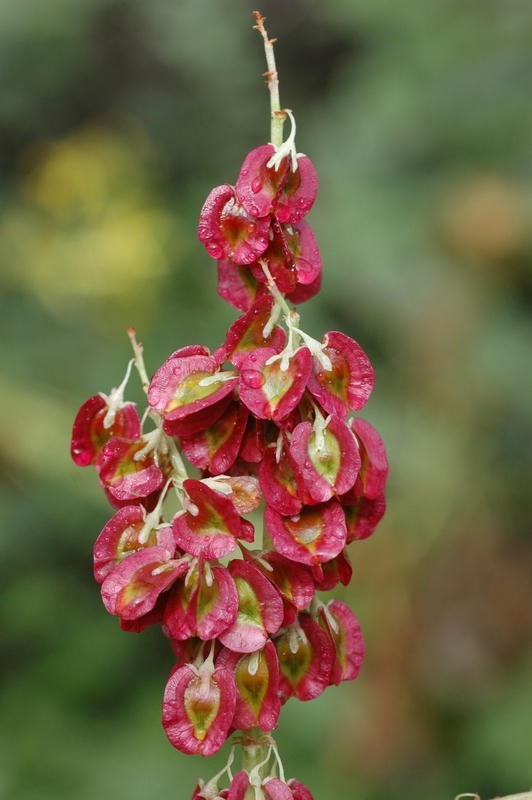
[71,13,388,799]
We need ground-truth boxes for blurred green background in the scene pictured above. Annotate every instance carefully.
[1,1,532,798]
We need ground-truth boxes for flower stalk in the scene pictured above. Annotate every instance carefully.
[71,11,389,798]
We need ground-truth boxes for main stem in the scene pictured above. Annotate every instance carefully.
[253,12,285,147]
[232,15,287,783]
[241,732,269,775]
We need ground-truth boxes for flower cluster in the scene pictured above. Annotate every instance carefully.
[71,13,388,798]
[199,110,321,312]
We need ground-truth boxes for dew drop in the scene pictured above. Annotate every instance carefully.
[241,369,265,389]
[251,178,263,194]
[207,242,224,259]
[240,168,249,177]
[298,198,311,210]
[277,205,290,223]
[249,205,260,217]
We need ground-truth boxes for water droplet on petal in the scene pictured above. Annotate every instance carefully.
[249,205,260,217]
[241,369,265,389]
[240,168,249,177]
[251,178,263,194]
[207,242,224,259]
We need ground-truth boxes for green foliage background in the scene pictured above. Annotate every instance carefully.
[1,1,532,798]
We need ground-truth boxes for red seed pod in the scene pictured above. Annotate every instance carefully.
[162,658,236,756]
[285,267,322,304]
[98,436,166,503]
[217,259,268,312]
[289,414,361,503]
[317,599,365,685]
[93,505,176,584]
[312,548,352,592]
[265,499,347,569]
[181,399,249,475]
[148,351,238,435]
[349,417,389,500]
[306,331,374,417]
[342,493,387,542]
[173,479,246,560]
[218,560,284,653]
[101,546,187,620]
[238,346,312,422]
[71,394,140,469]
[275,613,333,702]
[262,778,294,800]
[287,779,315,800]
[198,184,271,265]
[217,640,281,732]
[259,438,305,516]
[164,561,238,642]
[249,220,321,295]
[242,549,315,620]
[214,295,286,369]
[235,144,317,224]
[227,772,251,800]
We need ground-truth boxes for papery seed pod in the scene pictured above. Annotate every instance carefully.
[349,417,389,500]
[217,259,268,312]
[259,438,305,516]
[227,771,250,800]
[312,548,352,592]
[235,145,317,224]
[148,352,238,435]
[162,659,236,756]
[342,492,387,542]
[275,614,332,702]
[289,414,360,503]
[198,184,271,265]
[99,436,166,503]
[265,499,347,568]
[262,777,293,800]
[287,778,315,800]
[213,295,286,369]
[164,562,239,642]
[317,599,364,685]
[306,331,374,417]
[93,505,176,583]
[181,400,249,475]
[101,546,187,621]
[242,549,315,624]
[71,394,141,469]
[217,641,281,731]
[238,346,312,422]
[218,560,284,653]
[173,479,246,559]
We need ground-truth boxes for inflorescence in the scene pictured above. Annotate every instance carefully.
[71,14,388,800]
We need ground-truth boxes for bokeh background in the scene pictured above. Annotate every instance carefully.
[1,1,532,798]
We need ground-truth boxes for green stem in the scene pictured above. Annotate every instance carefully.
[241,728,270,777]
[253,12,285,147]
